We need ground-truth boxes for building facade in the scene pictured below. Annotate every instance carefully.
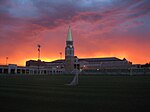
[1,26,148,75]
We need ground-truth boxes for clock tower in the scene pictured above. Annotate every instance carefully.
[65,26,74,74]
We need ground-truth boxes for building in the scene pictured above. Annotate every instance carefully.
[25,26,132,74]
[65,26,75,74]
[1,26,149,75]
[0,64,28,74]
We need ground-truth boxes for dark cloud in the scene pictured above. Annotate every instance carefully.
[0,0,150,64]
[0,0,9,6]
[127,0,150,19]
[0,0,149,29]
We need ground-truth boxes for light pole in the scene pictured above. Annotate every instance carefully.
[37,44,41,74]
[59,52,62,59]
[37,44,41,60]
[6,57,8,65]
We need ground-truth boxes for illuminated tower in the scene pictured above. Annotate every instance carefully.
[65,26,74,74]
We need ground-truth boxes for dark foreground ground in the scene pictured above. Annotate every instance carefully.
[0,75,150,112]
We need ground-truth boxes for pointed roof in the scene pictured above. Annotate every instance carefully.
[67,26,73,41]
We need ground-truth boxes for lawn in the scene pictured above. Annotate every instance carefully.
[0,75,150,112]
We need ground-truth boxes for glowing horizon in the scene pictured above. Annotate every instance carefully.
[0,0,150,66]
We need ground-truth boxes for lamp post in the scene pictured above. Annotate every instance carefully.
[6,57,8,65]
[59,52,62,59]
[37,44,41,74]
[37,44,41,60]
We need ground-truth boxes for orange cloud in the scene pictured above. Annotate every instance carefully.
[0,0,150,65]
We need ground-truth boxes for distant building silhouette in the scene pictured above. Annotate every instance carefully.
[1,26,149,75]
[25,26,132,74]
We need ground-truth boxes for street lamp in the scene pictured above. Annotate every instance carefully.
[37,44,41,60]
[6,57,8,65]
[37,44,41,74]
[59,52,62,59]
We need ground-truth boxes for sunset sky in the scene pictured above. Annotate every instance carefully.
[0,0,150,65]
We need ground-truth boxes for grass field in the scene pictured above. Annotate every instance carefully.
[0,75,150,112]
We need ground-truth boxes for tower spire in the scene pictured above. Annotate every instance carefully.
[67,26,73,41]
[65,26,74,74]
